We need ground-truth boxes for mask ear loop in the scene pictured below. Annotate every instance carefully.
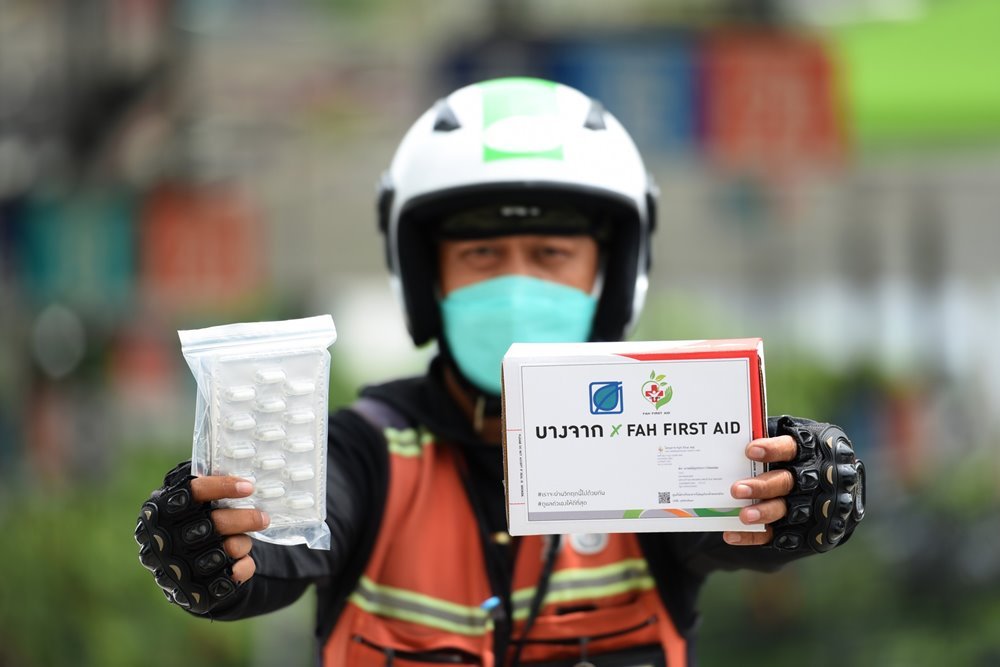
[587,255,607,343]
[589,246,608,299]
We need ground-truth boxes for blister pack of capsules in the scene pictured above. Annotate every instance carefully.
[179,315,337,550]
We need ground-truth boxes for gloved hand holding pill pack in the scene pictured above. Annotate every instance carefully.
[179,315,337,550]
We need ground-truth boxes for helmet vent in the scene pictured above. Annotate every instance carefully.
[583,100,607,130]
[432,99,462,132]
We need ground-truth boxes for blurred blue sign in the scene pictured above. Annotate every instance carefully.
[13,190,136,313]
[545,34,700,155]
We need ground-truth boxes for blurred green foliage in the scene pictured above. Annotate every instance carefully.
[637,294,1000,665]
[699,524,1000,666]
[0,450,253,667]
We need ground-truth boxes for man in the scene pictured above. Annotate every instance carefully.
[136,78,865,666]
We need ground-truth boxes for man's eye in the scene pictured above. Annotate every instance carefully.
[538,245,572,259]
[458,245,502,264]
[463,246,496,258]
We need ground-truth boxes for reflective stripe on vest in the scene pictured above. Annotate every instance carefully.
[383,426,432,457]
[350,575,492,637]
[510,558,656,621]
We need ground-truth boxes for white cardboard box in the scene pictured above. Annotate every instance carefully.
[501,339,767,535]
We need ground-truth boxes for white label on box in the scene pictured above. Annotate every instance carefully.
[504,347,764,534]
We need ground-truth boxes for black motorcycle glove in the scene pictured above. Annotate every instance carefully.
[135,461,239,614]
[768,416,866,553]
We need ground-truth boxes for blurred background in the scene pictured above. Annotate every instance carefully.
[1,0,999,665]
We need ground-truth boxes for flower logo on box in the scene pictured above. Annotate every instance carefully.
[589,381,623,414]
[642,371,673,410]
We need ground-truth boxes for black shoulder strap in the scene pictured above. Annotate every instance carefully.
[351,395,414,432]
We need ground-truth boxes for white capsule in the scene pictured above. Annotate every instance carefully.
[224,386,256,402]
[284,409,316,425]
[285,493,315,510]
[256,481,285,499]
[223,442,256,459]
[255,397,287,413]
[283,437,315,453]
[284,465,314,482]
[225,498,256,509]
[255,424,286,441]
[256,454,286,471]
[284,380,316,396]
[224,413,256,431]
[255,368,286,384]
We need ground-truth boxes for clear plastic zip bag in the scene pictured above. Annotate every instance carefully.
[179,315,337,550]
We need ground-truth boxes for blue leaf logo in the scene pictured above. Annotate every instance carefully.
[589,382,623,414]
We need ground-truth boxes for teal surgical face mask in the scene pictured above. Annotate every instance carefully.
[440,275,597,395]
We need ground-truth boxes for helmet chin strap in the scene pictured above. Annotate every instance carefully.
[438,341,504,438]
[473,394,487,435]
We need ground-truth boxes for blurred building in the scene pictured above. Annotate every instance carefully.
[3,0,999,480]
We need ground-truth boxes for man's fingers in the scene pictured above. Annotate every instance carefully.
[223,534,253,560]
[231,555,256,584]
[211,507,270,536]
[191,475,255,503]
[739,498,787,525]
[732,469,794,501]
[723,526,774,547]
[727,460,792,547]
[745,435,797,463]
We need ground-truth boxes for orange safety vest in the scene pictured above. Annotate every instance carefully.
[323,424,687,666]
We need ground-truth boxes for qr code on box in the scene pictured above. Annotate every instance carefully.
[658,491,671,504]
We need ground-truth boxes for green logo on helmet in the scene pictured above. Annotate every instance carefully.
[480,77,564,163]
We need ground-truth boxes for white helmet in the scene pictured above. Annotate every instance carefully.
[377,77,658,346]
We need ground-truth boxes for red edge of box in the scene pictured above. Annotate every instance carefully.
[616,344,766,440]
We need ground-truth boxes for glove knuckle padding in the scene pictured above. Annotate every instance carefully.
[769,416,866,554]
[134,461,238,614]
